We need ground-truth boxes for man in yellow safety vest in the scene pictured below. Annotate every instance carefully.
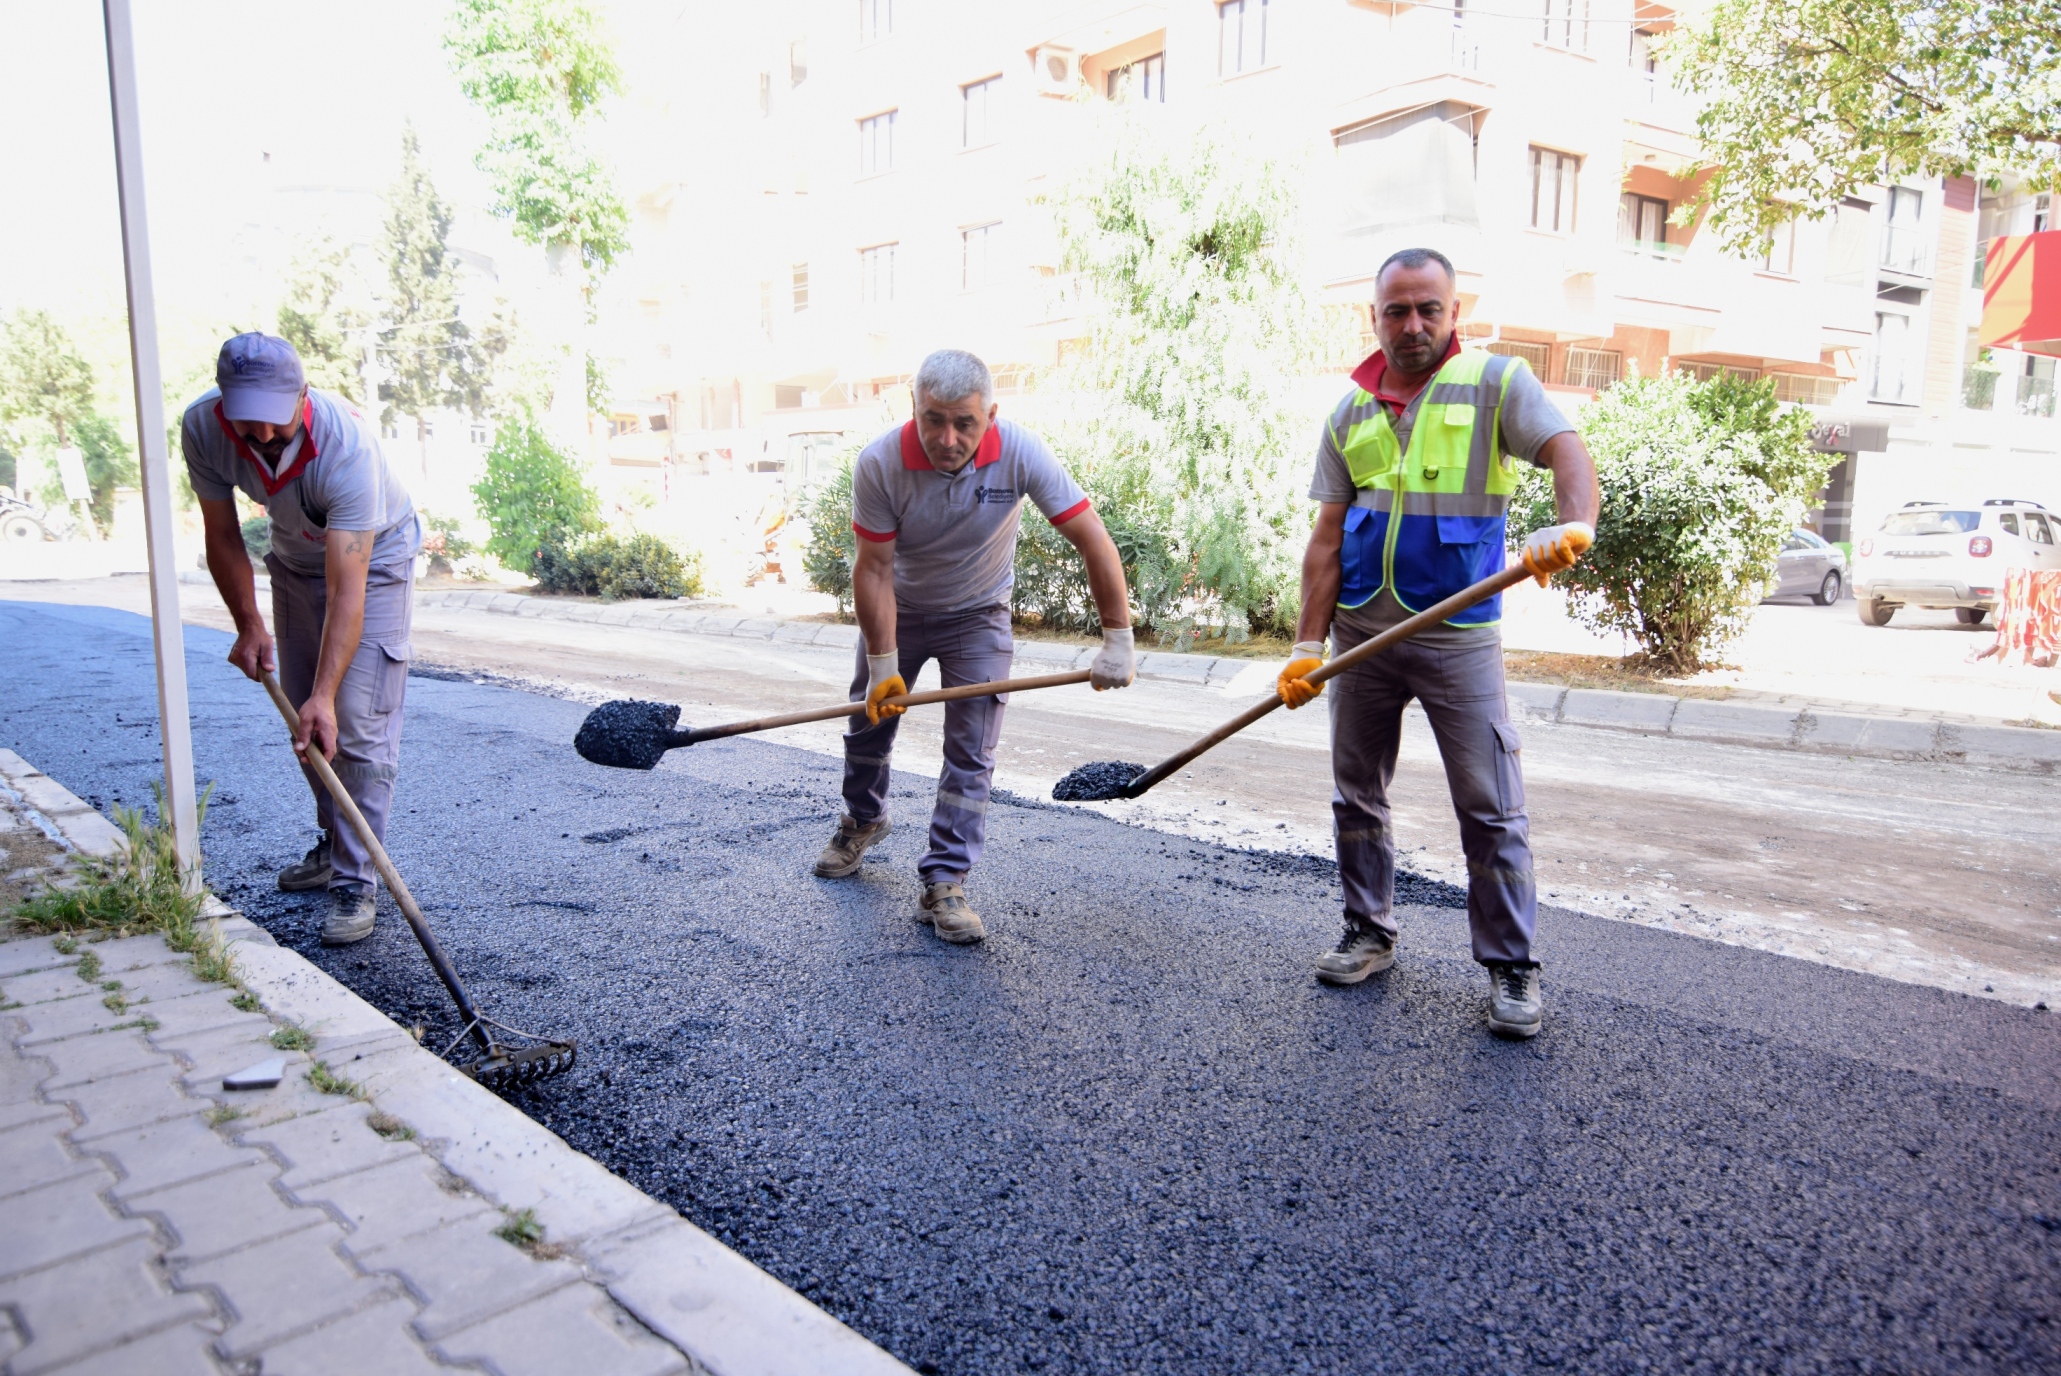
[1277,248,1599,1039]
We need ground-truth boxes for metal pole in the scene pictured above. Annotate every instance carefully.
[102,0,200,882]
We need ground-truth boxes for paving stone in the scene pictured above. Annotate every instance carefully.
[0,965,101,1007]
[0,1169,150,1280]
[434,1280,691,1376]
[490,593,524,613]
[0,1042,53,1102]
[1804,711,1938,756]
[31,1025,162,1089]
[0,1237,212,1375]
[1559,687,1679,732]
[1670,697,1800,743]
[0,1122,97,1200]
[15,987,229,1048]
[142,1159,330,1264]
[814,623,862,648]
[0,937,75,980]
[597,606,638,627]
[50,1063,202,1143]
[234,1100,419,1191]
[771,622,823,645]
[36,1321,222,1376]
[0,1307,20,1368]
[731,617,779,638]
[354,1217,583,1341]
[78,931,199,974]
[159,1015,304,1086]
[694,615,742,634]
[100,1113,267,1200]
[1946,720,2061,764]
[1505,681,1568,719]
[305,1154,496,1252]
[1138,652,1215,685]
[251,1297,449,1376]
[96,957,230,1006]
[180,1224,399,1360]
[228,939,402,1045]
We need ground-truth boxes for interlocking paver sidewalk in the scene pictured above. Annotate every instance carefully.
[0,750,910,1375]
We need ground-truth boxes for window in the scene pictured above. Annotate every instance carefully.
[789,39,808,86]
[1617,192,1667,254]
[2028,512,2057,545]
[1530,148,1579,233]
[859,243,897,304]
[1629,27,1659,93]
[1219,0,1268,76]
[759,280,773,337]
[1681,362,1759,383]
[1107,51,1166,102]
[1761,219,1796,274]
[1881,509,1978,536]
[1562,347,1622,390]
[1334,102,1482,234]
[1999,513,2021,537]
[469,422,488,445]
[1881,187,1926,274]
[2035,192,2052,234]
[859,110,896,175]
[759,72,771,117]
[1485,340,1551,374]
[963,76,999,148]
[608,415,639,439]
[1771,374,1839,404]
[961,223,997,290]
[791,262,810,313]
[857,0,891,43]
[1541,0,1589,51]
[1870,311,1920,404]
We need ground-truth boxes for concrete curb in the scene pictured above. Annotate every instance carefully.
[404,586,2061,772]
[0,749,912,1376]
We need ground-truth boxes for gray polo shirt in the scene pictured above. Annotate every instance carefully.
[182,385,422,576]
[852,418,1089,613]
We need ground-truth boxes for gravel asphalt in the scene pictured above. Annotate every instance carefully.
[7,598,2060,1374]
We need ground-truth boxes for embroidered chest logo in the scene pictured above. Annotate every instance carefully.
[973,485,1018,506]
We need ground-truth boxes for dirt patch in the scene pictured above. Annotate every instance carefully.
[1502,650,1738,699]
[0,821,73,911]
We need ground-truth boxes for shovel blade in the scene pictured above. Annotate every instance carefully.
[574,700,682,771]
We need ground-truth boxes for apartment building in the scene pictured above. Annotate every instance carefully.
[589,0,2060,541]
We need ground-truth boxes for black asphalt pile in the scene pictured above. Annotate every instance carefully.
[11,598,2061,1376]
[573,698,685,771]
[1052,760,1145,801]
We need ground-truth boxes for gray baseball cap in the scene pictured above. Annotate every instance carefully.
[215,332,305,425]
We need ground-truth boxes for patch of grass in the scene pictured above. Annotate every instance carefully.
[110,1015,160,1033]
[494,1207,564,1260]
[51,934,77,955]
[11,786,214,945]
[270,1022,315,1053]
[305,1060,366,1100]
[230,989,262,1013]
[366,1110,415,1141]
[206,1103,243,1127]
[100,979,121,992]
[102,989,128,1013]
[191,929,238,986]
[75,949,103,983]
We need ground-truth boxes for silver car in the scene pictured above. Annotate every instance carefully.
[1765,528,1848,605]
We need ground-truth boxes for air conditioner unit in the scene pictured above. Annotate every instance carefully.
[1033,45,1080,96]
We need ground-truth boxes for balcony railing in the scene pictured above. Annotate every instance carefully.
[1878,224,1933,277]
[2020,376,2057,418]
[1617,238,1687,262]
[1963,366,1999,411]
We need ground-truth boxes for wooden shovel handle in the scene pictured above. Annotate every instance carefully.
[1122,563,1535,797]
[680,670,1093,745]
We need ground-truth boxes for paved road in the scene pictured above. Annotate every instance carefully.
[7,598,2061,1374]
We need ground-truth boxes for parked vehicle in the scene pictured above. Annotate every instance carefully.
[0,486,53,544]
[1764,528,1848,605]
[1852,499,2061,626]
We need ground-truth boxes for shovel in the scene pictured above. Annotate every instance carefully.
[260,671,576,1092]
[1053,563,1536,802]
[574,669,1093,771]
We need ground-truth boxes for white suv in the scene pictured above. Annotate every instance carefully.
[1853,499,2061,626]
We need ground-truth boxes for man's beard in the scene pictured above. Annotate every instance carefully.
[249,435,292,463]
[1389,331,1445,371]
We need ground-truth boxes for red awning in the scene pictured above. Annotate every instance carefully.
[1980,232,2061,359]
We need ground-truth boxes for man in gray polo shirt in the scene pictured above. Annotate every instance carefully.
[183,333,423,946]
[816,349,1136,944]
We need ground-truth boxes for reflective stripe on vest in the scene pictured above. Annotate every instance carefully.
[1329,351,1525,626]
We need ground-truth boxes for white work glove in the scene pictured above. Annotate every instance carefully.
[1089,626,1135,690]
[1277,640,1326,709]
[1519,521,1595,586]
[864,651,907,724]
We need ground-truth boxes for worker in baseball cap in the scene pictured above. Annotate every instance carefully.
[182,333,424,945]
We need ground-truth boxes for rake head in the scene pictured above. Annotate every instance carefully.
[461,1038,578,1093]
[1051,760,1147,802]
[574,699,693,771]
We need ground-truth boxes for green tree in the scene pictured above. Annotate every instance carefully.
[1673,0,2061,251]
[0,309,97,448]
[445,0,628,434]
[471,409,601,575]
[1508,373,1835,673]
[1040,117,1342,642]
[277,241,372,403]
[378,126,492,471]
[69,411,139,536]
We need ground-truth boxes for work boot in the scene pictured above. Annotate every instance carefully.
[1315,913,1396,986]
[918,881,985,944]
[814,815,891,878]
[320,884,377,946]
[278,834,332,892]
[1486,962,1543,1039]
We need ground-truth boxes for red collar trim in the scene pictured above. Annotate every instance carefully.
[1349,333,1464,408]
[899,419,1002,471]
[215,397,317,497]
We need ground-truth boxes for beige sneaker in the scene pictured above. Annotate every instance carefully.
[814,815,891,877]
[918,881,986,944]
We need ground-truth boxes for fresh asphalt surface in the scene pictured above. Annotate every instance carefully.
[7,600,2060,1374]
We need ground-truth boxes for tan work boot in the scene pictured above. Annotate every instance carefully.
[918,881,986,944]
[814,815,891,877]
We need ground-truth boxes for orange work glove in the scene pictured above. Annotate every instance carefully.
[1276,641,1327,709]
[864,652,907,725]
[1519,521,1595,586]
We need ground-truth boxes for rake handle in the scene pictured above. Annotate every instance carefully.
[1123,563,1536,798]
[260,671,494,1059]
[678,669,1093,745]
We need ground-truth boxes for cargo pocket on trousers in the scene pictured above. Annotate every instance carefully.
[1491,719,1525,818]
[374,642,410,715]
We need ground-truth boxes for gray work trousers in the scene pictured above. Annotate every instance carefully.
[266,554,414,892]
[1327,606,1537,964]
[841,604,1014,884]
